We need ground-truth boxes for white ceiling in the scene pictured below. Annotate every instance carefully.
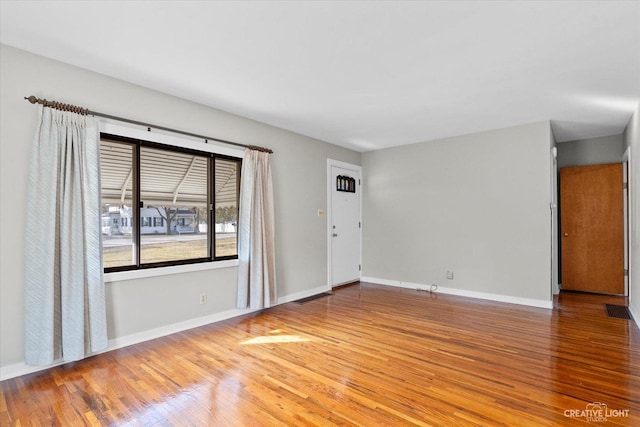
[1,1,639,152]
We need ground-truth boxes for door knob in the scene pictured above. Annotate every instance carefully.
[563,233,568,237]
[333,233,338,237]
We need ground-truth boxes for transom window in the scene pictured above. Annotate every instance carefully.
[100,133,241,272]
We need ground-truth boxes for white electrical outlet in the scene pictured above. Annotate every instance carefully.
[447,271,454,280]
[199,293,207,304]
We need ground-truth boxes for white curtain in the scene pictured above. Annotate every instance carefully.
[24,106,108,365]
[237,148,276,309]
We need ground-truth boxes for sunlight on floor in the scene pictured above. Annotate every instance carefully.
[240,330,311,345]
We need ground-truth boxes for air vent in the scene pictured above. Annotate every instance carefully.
[605,304,633,320]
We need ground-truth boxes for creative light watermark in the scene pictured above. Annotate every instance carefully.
[564,402,630,423]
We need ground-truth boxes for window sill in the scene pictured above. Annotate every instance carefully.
[104,259,239,283]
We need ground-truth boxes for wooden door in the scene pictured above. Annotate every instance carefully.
[560,163,623,294]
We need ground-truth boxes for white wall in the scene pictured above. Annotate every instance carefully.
[0,45,360,375]
[624,102,640,325]
[557,134,625,168]
[362,121,553,305]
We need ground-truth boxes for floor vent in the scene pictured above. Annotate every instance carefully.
[295,292,332,304]
[605,304,633,320]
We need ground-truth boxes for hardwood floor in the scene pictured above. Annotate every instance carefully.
[2,283,639,426]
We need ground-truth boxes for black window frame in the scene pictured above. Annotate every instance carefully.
[100,133,241,273]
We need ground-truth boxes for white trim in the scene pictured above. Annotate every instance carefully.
[327,159,362,288]
[0,283,332,381]
[362,276,554,310]
[106,307,258,352]
[277,284,332,304]
[623,146,632,298]
[629,303,640,331]
[105,259,238,283]
[100,121,245,159]
[0,361,63,382]
[327,159,363,171]
[551,146,559,295]
[0,305,259,381]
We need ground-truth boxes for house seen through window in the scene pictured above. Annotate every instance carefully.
[100,134,241,271]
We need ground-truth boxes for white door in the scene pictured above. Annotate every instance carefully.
[329,162,361,287]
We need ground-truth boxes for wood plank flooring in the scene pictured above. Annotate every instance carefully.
[2,282,640,426]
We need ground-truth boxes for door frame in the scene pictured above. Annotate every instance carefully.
[327,159,362,289]
[551,146,559,295]
[560,163,625,294]
[623,147,631,297]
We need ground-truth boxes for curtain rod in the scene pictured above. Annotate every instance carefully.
[24,95,273,154]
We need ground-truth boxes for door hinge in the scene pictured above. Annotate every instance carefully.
[359,221,361,229]
[624,269,629,276]
[359,265,361,271]
[623,183,628,190]
[358,179,361,186]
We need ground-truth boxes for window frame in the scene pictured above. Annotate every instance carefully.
[100,131,242,274]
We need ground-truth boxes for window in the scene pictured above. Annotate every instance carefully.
[215,158,239,257]
[100,134,241,272]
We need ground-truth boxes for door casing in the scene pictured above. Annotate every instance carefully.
[327,159,362,288]
[623,147,631,296]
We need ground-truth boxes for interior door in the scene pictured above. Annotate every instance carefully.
[560,163,623,294]
[330,165,361,287]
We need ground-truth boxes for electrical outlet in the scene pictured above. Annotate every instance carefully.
[199,293,207,304]
[447,270,454,280]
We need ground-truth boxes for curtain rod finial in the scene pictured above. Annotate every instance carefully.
[25,96,38,104]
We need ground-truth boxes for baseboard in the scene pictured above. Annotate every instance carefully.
[628,303,640,330]
[332,281,360,290]
[277,284,331,305]
[361,276,554,310]
[0,306,260,381]
[106,306,263,352]
[1,284,331,381]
